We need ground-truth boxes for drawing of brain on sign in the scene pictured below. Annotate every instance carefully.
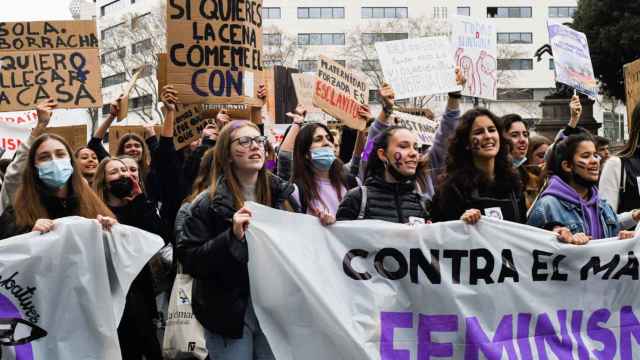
[0,21,103,112]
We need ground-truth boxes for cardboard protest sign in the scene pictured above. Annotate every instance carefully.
[166,0,264,106]
[173,104,216,150]
[452,16,498,100]
[547,22,598,98]
[375,37,458,100]
[392,111,439,146]
[47,125,87,152]
[312,56,368,130]
[157,53,168,92]
[291,73,318,110]
[108,125,161,155]
[0,20,102,112]
[624,58,640,127]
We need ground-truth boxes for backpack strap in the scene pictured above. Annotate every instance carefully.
[620,157,626,193]
[357,186,368,220]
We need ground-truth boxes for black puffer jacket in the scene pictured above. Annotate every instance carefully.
[336,175,430,223]
[177,174,297,338]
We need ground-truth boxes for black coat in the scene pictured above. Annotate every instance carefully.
[336,175,430,223]
[0,191,81,240]
[431,181,527,224]
[177,174,296,338]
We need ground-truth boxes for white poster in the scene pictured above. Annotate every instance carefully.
[246,203,640,360]
[452,16,498,100]
[0,217,164,360]
[375,37,459,100]
[548,22,598,98]
[392,111,440,146]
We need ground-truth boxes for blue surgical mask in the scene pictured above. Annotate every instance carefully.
[36,158,73,189]
[513,156,527,168]
[310,147,336,171]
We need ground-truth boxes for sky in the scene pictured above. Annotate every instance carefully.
[0,0,73,22]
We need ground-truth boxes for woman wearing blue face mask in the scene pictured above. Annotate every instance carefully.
[290,122,359,225]
[0,134,116,240]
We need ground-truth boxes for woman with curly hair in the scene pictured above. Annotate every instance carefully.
[431,108,527,224]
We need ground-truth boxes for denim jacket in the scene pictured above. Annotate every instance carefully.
[527,195,620,239]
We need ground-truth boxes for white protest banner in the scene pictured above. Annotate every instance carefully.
[246,203,640,360]
[392,111,439,146]
[0,217,163,360]
[0,110,37,158]
[452,16,498,100]
[375,37,458,100]
[548,22,598,98]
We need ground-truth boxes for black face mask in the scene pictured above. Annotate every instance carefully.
[108,177,133,198]
[384,154,416,183]
[572,171,597,189]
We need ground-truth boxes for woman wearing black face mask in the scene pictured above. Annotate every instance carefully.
[93,157,164,360]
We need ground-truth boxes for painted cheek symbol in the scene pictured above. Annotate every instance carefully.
[471,138,481,151]
[394,152,403,168]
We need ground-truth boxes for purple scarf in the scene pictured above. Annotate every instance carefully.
[540,175,604,239]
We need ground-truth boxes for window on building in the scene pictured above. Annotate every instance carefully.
[361,33,408,45]
[264,33,282,46]
[457,7,471,16]
[361,7,408,19]
[131,39,152,54]
[497,88,534,100]
[101,103,111,115]
[497,32,533,44]
[298,33,345,46]
[101,47,126,63]
[298,60,318,73]
[298,7,345,19]
[369,90,380,104]
[497,59,533,70]
[549,59,555,70]
[262,7,281,19]
[549,7,577,18]
[433,6,448,19]
[129,94,153,109]
[100,0,121,17]
[101,22,125,40]
[487,7,532,18]
[334,60,346,67]
[131,12,150,29]
[102,72,126,88]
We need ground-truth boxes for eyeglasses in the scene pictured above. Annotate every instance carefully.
[231,136,267,148]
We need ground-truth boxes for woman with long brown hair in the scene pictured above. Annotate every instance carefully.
[0,133,116,239]
[178,118,298,359]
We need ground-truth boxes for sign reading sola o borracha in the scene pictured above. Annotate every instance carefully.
[0,20,102,112]
[246,203,640,360]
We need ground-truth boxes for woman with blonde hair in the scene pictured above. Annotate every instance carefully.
[0,133,116,239]
[179,118,298,359]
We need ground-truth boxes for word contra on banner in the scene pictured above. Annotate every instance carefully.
[245,203,640,360]
[312,56,368,130]
[547,22,598,99]
[166,0,264,106]
[375,36,459,100]
[624,58,640,128]
[452,16,498,100]
[0,21,102,112]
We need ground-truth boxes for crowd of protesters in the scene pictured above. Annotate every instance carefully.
[1,67,640,359]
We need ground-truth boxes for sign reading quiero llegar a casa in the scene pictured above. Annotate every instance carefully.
[0,20,102,112]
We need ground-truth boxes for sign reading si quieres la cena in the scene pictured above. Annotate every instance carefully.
[167,0,264,106]
[0,20,102,112]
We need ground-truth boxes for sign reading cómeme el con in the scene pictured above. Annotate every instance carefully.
[166,0,264,106]
[312,56,369,130]
[0,20,102,112]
